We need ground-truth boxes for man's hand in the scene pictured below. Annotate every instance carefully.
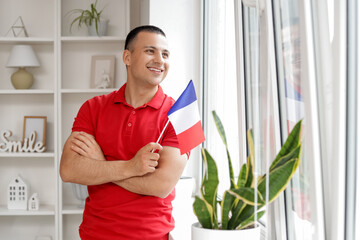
[70,132,106,161]
[128,142,163,177]
[114,146,187,198]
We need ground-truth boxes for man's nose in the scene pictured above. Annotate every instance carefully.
[154,52,165,64]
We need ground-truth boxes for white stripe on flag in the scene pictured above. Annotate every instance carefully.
[168,101,200,134]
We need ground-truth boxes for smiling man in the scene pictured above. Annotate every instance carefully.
[60,25,188,240]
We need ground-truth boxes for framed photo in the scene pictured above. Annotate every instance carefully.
[90,55,116,89]
[23,116,47,146]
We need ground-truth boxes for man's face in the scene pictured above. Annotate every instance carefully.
[124,31,170,87]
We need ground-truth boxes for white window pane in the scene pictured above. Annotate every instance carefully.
[275,0,316,239]
[242,4,282,236]
[204,0,239,196]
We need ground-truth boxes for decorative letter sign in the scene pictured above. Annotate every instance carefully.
[0,130,45,153]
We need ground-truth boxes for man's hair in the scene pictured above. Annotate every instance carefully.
[124,25,166,51]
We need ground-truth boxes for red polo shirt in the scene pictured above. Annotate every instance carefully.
[72,84,180,240]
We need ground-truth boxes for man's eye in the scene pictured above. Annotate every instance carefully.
[146,49,154,53]
[162,53,169,59]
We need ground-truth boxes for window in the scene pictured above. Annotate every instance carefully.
[274,0,325,239]
[274,2,311,235]
[242,2,283,237]
[203,0,240,195]
[204,0,327,238]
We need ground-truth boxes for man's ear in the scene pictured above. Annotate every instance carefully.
[123,49,131,66]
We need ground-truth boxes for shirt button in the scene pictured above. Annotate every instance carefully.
[132,111,136,115]
[128,123,132,127]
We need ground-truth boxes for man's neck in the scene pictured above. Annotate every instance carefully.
[124,81,159,109]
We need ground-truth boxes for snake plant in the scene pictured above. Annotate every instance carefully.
[193,111,302,230]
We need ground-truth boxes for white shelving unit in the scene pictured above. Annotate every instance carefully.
[0,0,130,239]
[0,205,55,216]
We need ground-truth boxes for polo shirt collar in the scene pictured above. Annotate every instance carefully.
[114,83,165,109]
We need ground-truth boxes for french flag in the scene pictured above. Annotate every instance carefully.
[167,80,205,155]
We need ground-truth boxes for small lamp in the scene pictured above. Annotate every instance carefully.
[6,45,40,89]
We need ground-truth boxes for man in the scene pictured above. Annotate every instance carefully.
[60,25,188,240]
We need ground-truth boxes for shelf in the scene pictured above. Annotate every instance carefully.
[0,205,55,216]
[0,37,54,44]
[61,36,125,43]
[62,205,84,215]
[0,152,55,158]
[0,89,54,95]
[61,88,117,94]
[0,0,131,238]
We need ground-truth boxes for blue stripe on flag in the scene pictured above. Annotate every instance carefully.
[167,80,197,116]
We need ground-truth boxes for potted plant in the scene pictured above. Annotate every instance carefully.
[192,111,302,239]
[67,0,108,36]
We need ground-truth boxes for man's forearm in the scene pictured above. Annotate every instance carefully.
[60,132,135,185]
[60,132,163,186]
[114,171,173,198]
[60,151,134,185]
[113,147,188,198]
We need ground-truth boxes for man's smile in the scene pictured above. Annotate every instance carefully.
[147,67,164,74]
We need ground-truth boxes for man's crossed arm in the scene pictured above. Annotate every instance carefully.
[60,131,187,198]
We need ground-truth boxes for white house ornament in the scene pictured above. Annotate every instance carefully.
[8,175,29,210]
[28,193,40,211]
[0,130,45,153]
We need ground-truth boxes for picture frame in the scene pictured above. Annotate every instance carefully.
[90,55,116,89]
[23,116,47,146]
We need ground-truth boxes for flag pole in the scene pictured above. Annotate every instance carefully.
[151,119,170,153]
[155,119,170,144]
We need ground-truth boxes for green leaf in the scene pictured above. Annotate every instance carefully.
[229,204,254,229]
[193,196,213,229]
[220,191,236,229]
[212,111,236,189]
[212,110,227,145]
[258,144,302,184]
[236,210,265,230]
[270,120,302,170]
[258,157,300,203]
[245,156,254,187]
[245,129,255,188]
[237,163,247,188]
[228,200,245,229]
[247,129,255,163]
[201,148,219,214]
[227,187,265,206]
[226,150,236,189]
[271,144,301,171]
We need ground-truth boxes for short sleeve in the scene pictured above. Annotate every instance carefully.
[161,122,190,158]
[72,100,95,136]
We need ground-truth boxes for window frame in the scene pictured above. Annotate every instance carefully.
[239,0,286,238]
[203,0,328,238]
[345,0,358,239]
[274,0,326,239]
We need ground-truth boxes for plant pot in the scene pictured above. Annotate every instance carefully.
[88,19,109,36]
[191,222,261,240]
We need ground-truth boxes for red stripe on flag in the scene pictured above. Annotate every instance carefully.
[176,121,205,155]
